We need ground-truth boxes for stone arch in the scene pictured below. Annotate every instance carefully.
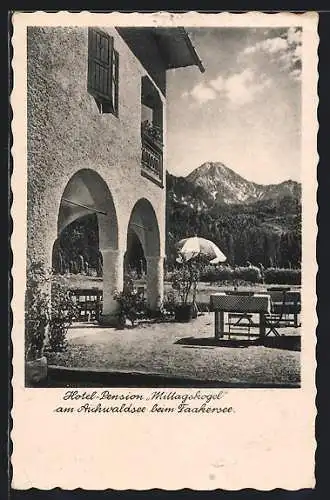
[127,198,163,310]
[55,168,122,325]
[58,168,118,251]
[127,198,160,258]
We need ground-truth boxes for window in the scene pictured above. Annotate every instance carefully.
[140,75,164,187]
[88,28,119,116]
[141,76,163,144]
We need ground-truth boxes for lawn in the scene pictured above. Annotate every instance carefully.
[47,313,301,387]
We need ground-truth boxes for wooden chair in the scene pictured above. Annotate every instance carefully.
[228,312,254,339]
[265,291,288,336]
[268,290,301,328]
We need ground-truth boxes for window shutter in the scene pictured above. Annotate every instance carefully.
[88,28,114,102]
[113,50,119,115]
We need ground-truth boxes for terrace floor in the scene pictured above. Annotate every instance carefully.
[47,312,301,388]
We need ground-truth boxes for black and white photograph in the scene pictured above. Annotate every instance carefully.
[11,11,317,490]
[22,22,307,389]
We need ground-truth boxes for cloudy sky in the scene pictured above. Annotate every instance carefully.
[166,27,302,185]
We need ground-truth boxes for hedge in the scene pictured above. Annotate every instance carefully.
[199,265,234,283]
[165,265,301,285]
[264,268,301,285]
[198,265,262,283]
[233,266,262,283]
[171,265,263,284]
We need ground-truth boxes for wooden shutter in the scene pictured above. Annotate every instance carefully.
[88,28,113,103]
[112,50,119,114]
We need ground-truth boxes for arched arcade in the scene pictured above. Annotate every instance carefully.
[54,172,164,325]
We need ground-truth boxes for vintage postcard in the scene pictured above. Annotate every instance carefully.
[11,11,318,490]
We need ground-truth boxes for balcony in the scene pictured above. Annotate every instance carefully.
[141,121,163,187]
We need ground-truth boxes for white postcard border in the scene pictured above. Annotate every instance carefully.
[11,11,318,490]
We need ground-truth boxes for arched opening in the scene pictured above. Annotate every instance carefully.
[57,169,118,251]
[126,198,163,310]
[52,213,103,277]
[127,198,160,257]
[53,169,121,324]
[124,228,147,279]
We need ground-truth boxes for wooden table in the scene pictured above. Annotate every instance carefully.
[210,293,271,339]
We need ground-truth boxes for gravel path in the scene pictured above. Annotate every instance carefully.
[48,313,301,386]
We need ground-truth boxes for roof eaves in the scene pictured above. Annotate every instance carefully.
[180,27,205,73]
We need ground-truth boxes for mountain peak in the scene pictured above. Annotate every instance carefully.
[188,161,230,178]
[185,161,301,205]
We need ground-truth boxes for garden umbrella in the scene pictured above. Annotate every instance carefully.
[176,236,226,264]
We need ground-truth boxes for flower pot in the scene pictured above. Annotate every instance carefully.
[25,356,48,386]
[174,304,194,322]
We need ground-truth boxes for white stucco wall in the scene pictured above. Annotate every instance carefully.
[27,26,166,272]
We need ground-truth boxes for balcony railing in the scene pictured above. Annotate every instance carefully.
[141,122,163,186]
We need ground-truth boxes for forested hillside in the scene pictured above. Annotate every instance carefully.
[166,168,301,269]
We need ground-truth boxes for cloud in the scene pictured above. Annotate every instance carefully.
[287,26,302,46]
[225,69,271,106]
[188,83,217,103]
[209,75,225,92]
[185,69,271,107]
[242,27,302,80]
[211,69,271,107]
[243,36,288,55]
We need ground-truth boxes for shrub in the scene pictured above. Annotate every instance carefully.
[113,276,148,327]
[264,268,301,285]
[25,262,49,361]
[198,265,261,284]
[199,265,234,283]
[167,264,300,285]
[170,257,207,305]
[46,277,79,353]
[233,266,262,283]
[171,266,195,305]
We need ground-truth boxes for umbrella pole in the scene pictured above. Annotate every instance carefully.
[192,259,201,315]
[185,261,193,305]
[192,280,199,316]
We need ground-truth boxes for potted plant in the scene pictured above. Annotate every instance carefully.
[169,253,210,322]
[25,262,50,385]
[170,261,199,322]
[141,120,163,148]
[113,276,147,328]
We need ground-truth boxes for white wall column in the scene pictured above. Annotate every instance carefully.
[145,255,164,310]
[100,248,124,325]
